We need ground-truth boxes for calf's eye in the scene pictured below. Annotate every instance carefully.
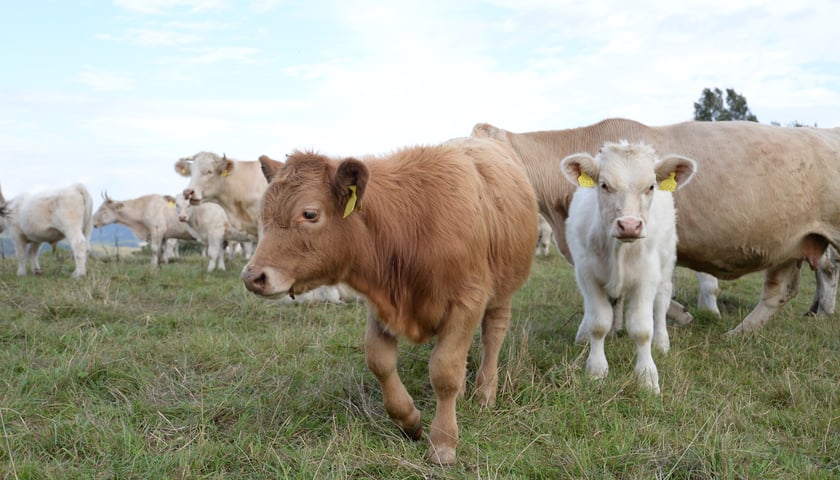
[302,210,319,221]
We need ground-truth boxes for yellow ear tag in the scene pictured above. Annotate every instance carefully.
[180,168,188,175]
[577,172,595,188]
[343,185,358,218]
[168,200,175,207]
[659,172,677,192]
[221,169,229,177]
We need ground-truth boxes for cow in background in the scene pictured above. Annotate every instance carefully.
[562,141,696,394]
[241,137,538,465]
[92,193,194,266]
[176,152,267,238]
[473,119,840,335]
[173,194,255,272]
[0,183,92,278]
[535,214,553,257]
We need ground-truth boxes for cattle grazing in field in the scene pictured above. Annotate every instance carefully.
[241,137,538,465]
[809,246,840,316]
[535,214,553,256]
[562,141,696,394]
[176,152,267,238]
[173,194,255,272]
[0,183,93,278]
[92,193,195,266]
[473,119,840,335]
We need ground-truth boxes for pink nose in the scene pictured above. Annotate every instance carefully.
[242,265,268,295]
[616,217,643,238]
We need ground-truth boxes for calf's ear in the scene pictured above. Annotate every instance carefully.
[258,155,284,183]
[560,152,599,188]
[174,158,192,177]
[656,155,697,191]
[333,158,369,218]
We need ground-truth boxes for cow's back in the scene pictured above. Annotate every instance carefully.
[445,137,538,299]
[478,119,840,278]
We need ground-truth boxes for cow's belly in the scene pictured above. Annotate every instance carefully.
[20,224,66,243]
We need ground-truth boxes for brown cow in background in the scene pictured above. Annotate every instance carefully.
[241,137,538,465]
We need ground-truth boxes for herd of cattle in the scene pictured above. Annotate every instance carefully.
[2,118,840,464]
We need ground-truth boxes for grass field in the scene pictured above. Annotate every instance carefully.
[0,249,837,479]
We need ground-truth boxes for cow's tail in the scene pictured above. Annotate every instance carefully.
[77,183,94,245]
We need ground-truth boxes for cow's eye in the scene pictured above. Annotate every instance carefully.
[302,210,319,221]
[649,184,656,192]
[600,182,610,192]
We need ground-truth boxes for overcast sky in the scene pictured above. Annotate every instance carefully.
[2,0,839,202]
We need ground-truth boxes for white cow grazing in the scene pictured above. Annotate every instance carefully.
[561,141,696,394]
[535,214,553,257]
[92,193,195,266]
[173,194,256,272]
[0,183,93,278]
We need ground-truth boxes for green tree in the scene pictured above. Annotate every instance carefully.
[693,87,758,122]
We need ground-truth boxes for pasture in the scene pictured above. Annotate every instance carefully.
[0,250,837,479]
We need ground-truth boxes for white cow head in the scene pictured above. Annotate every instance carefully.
[560,141,696,241]
[178,152,234,205]
[92,191,123,228]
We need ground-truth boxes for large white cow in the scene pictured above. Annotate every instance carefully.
[0,183,93,278]
[473,119,840,335]
[92,193,194,266]
[173,194,255,272]
[176,152,267,238]
[562,141,696,394]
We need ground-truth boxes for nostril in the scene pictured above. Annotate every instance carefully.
[242,268,267,293]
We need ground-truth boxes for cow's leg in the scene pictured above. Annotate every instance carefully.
[696,272,721,317]
[207,237,224,272]
[149,233,163,266]
[625,289,660,394]
[427,302,478,465]
[653,277,672,354]
[364,312,421,441]
[66,230,88,278]
[474,299,512,408]
[726,260,802,335]
[807,247,838,316]
[27,242,43,275]
[583,287,613,381]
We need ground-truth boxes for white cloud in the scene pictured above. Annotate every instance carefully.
[113,0,228,14]
[75,70,136,92]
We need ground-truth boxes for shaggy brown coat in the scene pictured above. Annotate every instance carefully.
[241,136,538,465]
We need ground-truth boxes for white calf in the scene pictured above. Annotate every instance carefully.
[0,183,93,278]
[561,141,696,394]
[174,195,255,272]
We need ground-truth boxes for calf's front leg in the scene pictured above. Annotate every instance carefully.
[364,313,422,440]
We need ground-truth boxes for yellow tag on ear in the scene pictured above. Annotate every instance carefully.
[168,200,175,207]
[181,168,188,175]
[221,169,229,177]
[343,185,358,218]
[577,172,595,188]
[659,172,677,192]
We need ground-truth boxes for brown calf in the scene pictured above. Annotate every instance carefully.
[241,137,538,465]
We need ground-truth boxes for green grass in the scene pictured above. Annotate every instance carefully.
[0,249,837,479]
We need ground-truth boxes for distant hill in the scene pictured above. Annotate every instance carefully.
[0,224,140,257]
[91,224,140,247]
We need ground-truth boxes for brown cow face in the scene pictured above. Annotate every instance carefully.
[242,152,369,299]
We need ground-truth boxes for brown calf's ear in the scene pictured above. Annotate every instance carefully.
[258,155,284,183]
[334,158,369,218]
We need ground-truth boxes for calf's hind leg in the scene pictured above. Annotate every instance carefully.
[474,300,513,407]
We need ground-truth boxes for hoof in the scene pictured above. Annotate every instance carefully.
[428,445,456,466]
[402,420,423,441]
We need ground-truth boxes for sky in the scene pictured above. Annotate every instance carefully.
[2,0,839,202]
